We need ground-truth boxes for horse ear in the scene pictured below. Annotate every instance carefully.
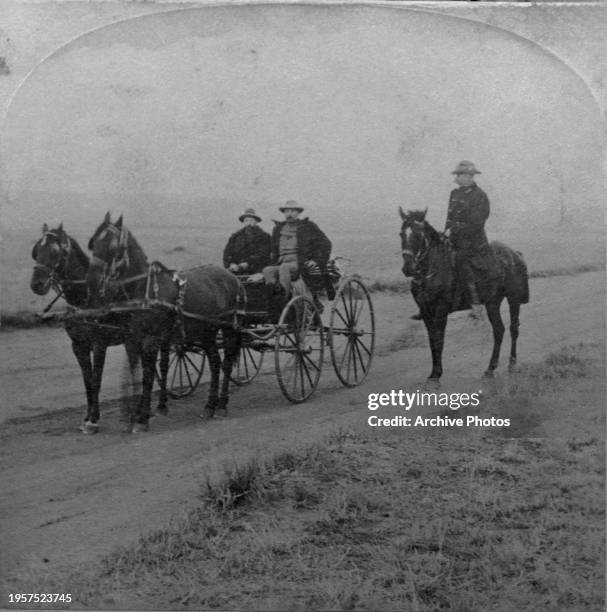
[116,215,123,229]
[104,211,111,224]
[42,223,48,234]
[423,207,428,219]
[58,223,63,232]
[398,206,406,220]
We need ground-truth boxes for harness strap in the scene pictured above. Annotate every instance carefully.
[43,290,64,313]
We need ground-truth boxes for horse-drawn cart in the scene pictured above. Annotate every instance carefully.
[162,275,375,403]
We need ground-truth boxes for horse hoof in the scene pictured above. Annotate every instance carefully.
[425,378,441,389]
[200,409,215,421]
[132,422,149,434]
[482,370,495,379]
[80,421,99,435]
[508,364,518,374]
[215,407,228,419]
[155,406,168,416]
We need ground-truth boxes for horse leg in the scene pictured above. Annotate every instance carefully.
[483,301,505,378]
[71,339,96,431]
[423,305,448,382]
[155,337,170,415]
[86,344,107,431]
[121,338,141,423]
[201,332,221,419]
[217,330,242,416]
[507,300,521,372]
[132,339,158,433]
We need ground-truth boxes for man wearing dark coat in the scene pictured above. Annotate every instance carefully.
[445,160,490,319]
[262,200,334,299]
[223,207,272,275]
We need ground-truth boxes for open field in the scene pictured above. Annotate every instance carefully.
[1,220,604,315]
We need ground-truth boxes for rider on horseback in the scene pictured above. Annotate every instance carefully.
[445,160,489,320]
[410,160,489,321]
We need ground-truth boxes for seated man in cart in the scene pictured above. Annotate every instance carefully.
[262,200,334,313]
[223,207,272,276]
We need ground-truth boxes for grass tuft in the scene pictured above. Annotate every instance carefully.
[202,459,268,511]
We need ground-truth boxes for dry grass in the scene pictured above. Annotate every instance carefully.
[11,345,604,611]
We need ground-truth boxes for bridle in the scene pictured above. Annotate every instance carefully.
[90,222,150,301]
[34,231,71,282]
[401,220,430,277]
[90,222,130,276]
[33,231,88,311]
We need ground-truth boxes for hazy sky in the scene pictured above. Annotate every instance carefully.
[0,5,604,233]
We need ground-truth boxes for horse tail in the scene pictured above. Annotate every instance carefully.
[490,242,529,305]
[514,251,530,304]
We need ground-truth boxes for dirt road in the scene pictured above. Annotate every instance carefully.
[0,271,604,586]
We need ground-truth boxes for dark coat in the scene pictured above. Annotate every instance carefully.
[445,183,490,251]
[223,225,272,274]
[270,218,334,297]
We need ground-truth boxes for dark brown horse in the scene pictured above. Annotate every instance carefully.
[399,208,529,382]
[30,224,142,434]
[86,213,241,432]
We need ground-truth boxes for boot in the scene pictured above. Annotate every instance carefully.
[410,312,423,321]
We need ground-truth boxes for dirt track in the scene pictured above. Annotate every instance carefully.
[0,271,604,585]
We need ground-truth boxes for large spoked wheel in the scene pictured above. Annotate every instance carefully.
[275,296,324,403]
[158,343,206,399]
[329,277,375,387]
[230,340,265,386]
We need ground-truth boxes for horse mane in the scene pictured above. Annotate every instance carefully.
[88,218,148,268]
[124,228,147,262]
[88,221,107,251]
[422,220,443,244]
[403,209,444,244]
[60,230,90,269]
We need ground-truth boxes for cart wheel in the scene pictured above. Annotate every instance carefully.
[230,341,264,386]
[275,296,324,403]
[158,343,206,399]
[329,277,375,386]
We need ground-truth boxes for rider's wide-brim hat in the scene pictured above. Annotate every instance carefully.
[239,207,262,223]
[451,160,481,175]
[279,200,304,212]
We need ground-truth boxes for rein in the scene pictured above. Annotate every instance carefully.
[91,223,236,328]
[402,231,431,279]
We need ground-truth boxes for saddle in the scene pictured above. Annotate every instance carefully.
[449,243,504,312]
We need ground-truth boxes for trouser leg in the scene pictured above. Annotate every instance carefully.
[455,251,480,306]
[278,262,299,295]
[263,265,279,285]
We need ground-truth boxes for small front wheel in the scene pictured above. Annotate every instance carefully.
[158,343,206,399]
[275,296,324,403]
[230,342,264,385]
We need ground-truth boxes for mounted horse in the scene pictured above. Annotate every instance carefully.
[398,208,529,382]
[86,213,241,432]
[30,223,143,434]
